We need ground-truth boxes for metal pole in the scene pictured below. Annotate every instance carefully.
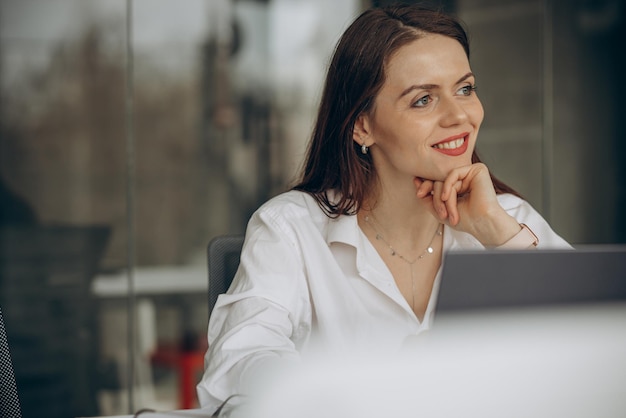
[542,0,554,221]
[125,0,136,412]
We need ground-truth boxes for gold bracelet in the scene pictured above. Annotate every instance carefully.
[497,223,539,249]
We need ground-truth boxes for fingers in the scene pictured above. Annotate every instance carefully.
[416,163,492,227]
[414,178,434,198]
[432,181,448,220]
[438,163,489,227]
[416,178,456,223]
[441,165,475,200]
[415,178,445,222]
[443,181,462,226]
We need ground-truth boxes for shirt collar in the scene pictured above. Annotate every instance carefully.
[325,212,360,248]
[320,190,361,248]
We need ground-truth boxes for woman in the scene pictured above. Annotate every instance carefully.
[197,4,570,411]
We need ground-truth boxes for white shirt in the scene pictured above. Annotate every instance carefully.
[196,190,570,410]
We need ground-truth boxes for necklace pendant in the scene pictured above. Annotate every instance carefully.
[364,215,441,264]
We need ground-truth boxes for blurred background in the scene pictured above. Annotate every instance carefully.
[0,0,623,416]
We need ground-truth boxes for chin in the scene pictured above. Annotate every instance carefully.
[438,159,473,179]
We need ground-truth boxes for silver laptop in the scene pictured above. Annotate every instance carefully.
[436,245,626,314]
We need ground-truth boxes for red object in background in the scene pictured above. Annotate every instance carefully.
[151,334,207,409]
[179,351,205,409]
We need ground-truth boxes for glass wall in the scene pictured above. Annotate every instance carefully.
[0,0,361,416]
[0,0,623,417]
[1,2,128,417]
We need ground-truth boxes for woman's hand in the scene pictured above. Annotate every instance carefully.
[414,163,521,247]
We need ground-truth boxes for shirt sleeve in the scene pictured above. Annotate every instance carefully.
[196,205,312,411]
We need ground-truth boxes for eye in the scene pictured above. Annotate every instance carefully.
[412,95,431,107]
[457,84,477,96]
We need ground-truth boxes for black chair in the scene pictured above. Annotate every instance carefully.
[0,306,22,418]
[0,225,110,418]
[207,235,244,320]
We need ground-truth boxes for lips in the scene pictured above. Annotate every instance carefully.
[432,134,469,156]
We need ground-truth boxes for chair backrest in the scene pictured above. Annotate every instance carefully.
[0,225,110,417]
[207,235,244,320]
[0,306,22,418]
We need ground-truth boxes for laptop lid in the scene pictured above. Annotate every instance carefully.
[436,245,626,315]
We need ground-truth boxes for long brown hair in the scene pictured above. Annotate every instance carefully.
[293,4,520,217]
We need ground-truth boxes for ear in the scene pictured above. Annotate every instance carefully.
[352,114,373,147]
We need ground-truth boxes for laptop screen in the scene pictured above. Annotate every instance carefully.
[436,246,626,314]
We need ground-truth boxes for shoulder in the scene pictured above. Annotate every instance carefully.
[255,190,327,220]
[496,193,540,219]
[248,190,331,237]
[496,193,529,211]
[241,190,341,267]
[496,192,544,224]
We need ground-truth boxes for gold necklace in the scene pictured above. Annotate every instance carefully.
[363,214,442,313]
[363,215,443,263]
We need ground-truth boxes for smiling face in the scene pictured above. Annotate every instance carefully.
[355,34,484,186]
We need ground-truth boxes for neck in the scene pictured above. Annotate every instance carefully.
[359,188,441,254]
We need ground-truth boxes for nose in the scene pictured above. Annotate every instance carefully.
[439,96,469,127]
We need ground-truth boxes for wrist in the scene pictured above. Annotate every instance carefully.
[496,223,539,249]
[474,210,521,247]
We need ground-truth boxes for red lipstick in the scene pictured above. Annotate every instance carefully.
[432,133,469,157]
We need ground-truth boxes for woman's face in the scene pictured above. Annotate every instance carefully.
[358,34,484,184]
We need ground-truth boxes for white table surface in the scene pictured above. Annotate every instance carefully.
[92,265,207,298]
[84,303,626,418]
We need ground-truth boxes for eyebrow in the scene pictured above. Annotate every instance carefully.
[398,72,475,99]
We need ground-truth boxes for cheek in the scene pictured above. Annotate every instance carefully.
[471,100,485,126]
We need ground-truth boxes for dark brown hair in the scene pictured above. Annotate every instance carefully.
[293,4,520,217]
